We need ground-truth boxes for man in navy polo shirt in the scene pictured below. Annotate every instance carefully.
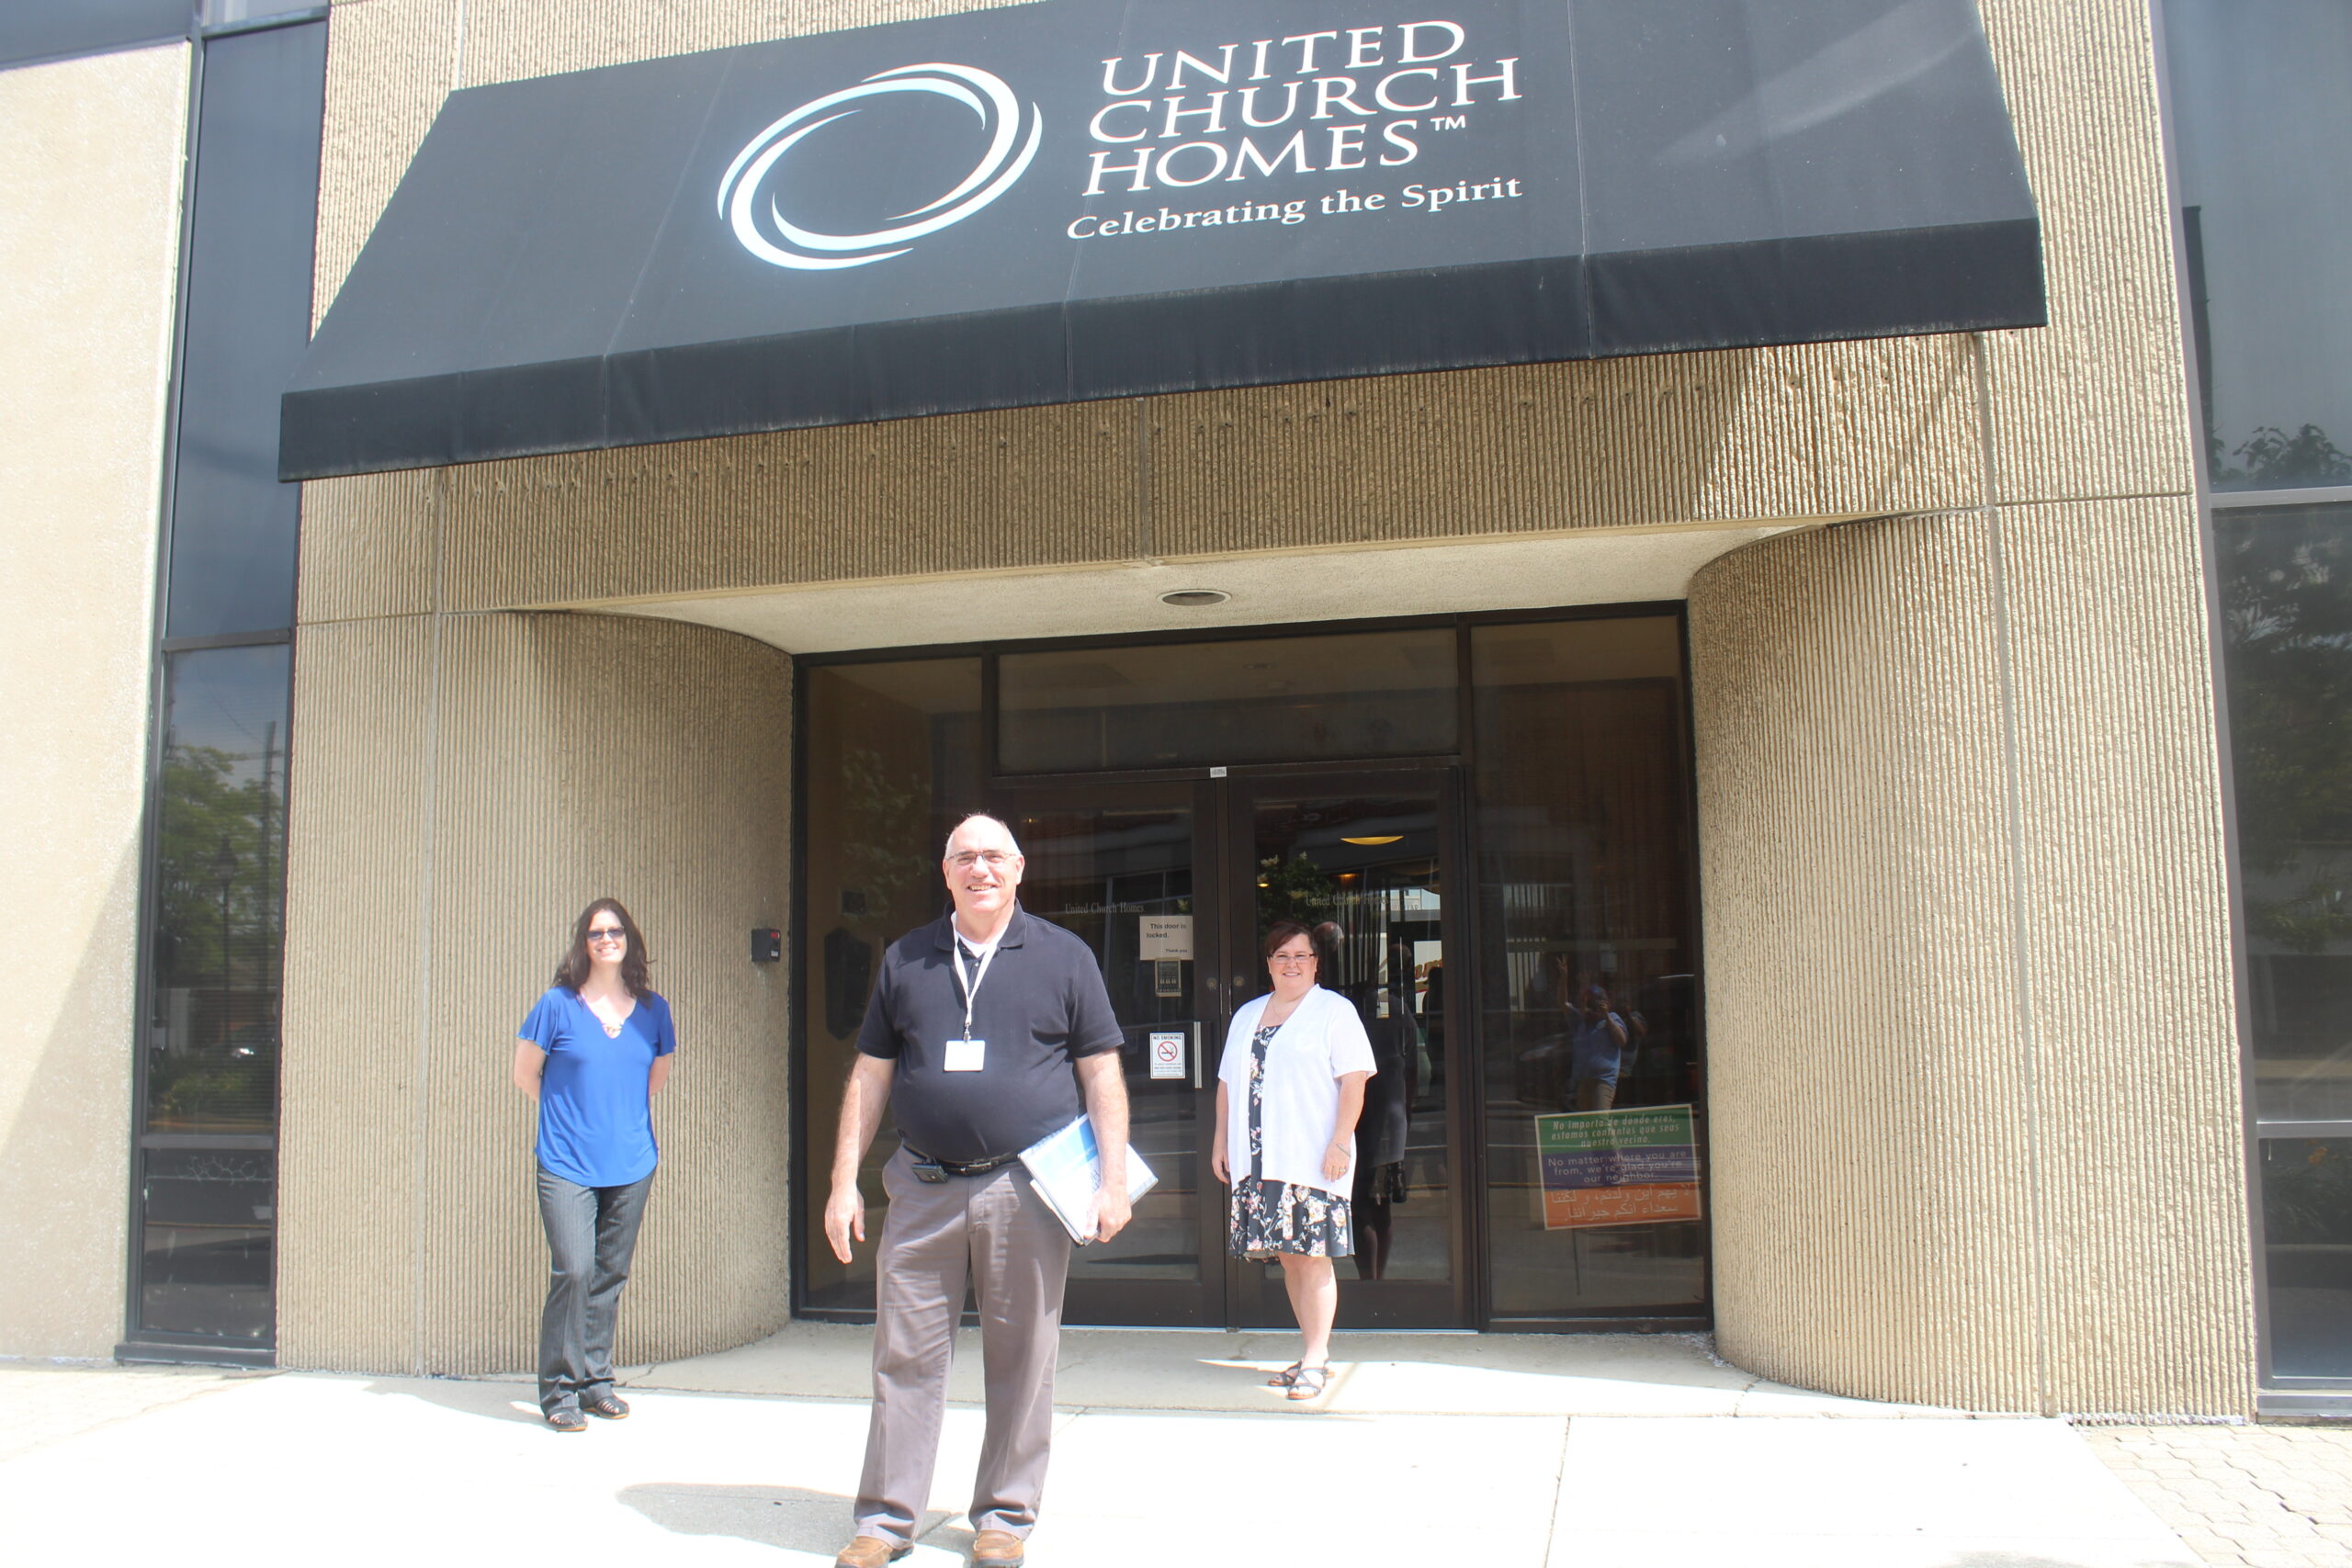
[825,811,1130,1568]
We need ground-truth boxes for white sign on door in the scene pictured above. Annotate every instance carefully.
[1139,915,1193,960]
[1148,1031,1187,1081]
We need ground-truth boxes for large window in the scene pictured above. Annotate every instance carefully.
[1472,616,1703,1320]
[796,659,983,1312]
[2217,504,2352,1381]
[125,13,323,1359]
[795,613,1703,1327]
[2164,0,2352,1391]
[139,648,289,1341]
[998,627,1459,774]
[2168,1,2352,492]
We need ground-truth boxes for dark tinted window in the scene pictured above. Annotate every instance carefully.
[2219,505,2352,1124]
[2168,1,2352,491]
[164,19,323,637]
[2261,1136,2352,1378]
[1471,616,1705,1320]
[140,644,288,1340]
[1000,628,1458,773]
[797,659,983,1311]
[2217,503,2352,1383]
[0,0,187,70]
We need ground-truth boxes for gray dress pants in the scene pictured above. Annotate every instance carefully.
[854,1145,1074,1546]
[535,1164,653,1416]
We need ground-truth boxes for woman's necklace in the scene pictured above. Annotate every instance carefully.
[587,990,624,1037]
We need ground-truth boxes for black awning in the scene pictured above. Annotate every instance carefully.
[280,0,2043,479]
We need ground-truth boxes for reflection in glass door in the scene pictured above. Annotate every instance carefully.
[1230,774,1464,1328]
[1002,788,1222,1325]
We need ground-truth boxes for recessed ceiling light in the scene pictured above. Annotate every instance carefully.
[1159,588,1229,607]
[1341,835,1403,846]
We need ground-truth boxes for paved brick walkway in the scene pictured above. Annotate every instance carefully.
[2086,1425,2352,1567]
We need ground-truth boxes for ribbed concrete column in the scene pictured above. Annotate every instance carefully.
[1688,504,2252,1417]
[278,611,790,1374]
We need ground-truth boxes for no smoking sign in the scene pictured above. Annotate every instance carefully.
[1148,1030,1187,1081]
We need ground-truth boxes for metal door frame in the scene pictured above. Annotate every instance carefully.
[1223,765,1476,1330]
[988,774,1229,1326]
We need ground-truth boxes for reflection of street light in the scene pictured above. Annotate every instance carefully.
[211,835,237,995]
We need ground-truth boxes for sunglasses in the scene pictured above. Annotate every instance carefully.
[587,927,627,942]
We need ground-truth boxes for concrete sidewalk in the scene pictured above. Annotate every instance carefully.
[632,1320,1956,1417]
[0,1333,2313,1568]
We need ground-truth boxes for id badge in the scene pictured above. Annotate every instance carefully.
[944,1037,986,1072]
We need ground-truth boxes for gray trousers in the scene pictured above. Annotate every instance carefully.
[854,1145,1074,1545]
[535,1165,653,1416]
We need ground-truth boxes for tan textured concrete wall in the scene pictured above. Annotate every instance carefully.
[278,608,791,1372]
[1682,0,2248,1418]
[0,43,188,1359]
[1690,503,2246,1416]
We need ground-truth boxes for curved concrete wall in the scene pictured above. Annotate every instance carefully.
[278,610,790,1373]
[1689,502,2251,1417]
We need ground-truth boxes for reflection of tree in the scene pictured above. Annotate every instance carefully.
[2211,423,2352,489]
[2267,1143,2352,1245]
[149,739,282,1131]
[1256,852,1338,932]
[2222,514,2352,952]
[840,747,933,919]
[155,746,276,983]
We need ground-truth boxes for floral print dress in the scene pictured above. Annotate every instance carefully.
[1228,1022,1353,1258]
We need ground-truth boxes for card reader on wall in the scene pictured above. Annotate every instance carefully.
[751,928,782,964]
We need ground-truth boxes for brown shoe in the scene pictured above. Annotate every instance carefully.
[972,1529,1025,1566]
[834,1538,909,1568]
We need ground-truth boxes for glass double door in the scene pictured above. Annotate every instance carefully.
[999,768,1465,1328]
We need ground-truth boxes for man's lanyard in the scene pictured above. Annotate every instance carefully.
[954,936,1000,1040]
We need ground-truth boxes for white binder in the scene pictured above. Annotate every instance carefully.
[1017,1115,1159,1245]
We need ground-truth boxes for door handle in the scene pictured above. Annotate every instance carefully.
[1192,1020,1203,1090]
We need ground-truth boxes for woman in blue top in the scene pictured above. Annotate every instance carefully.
[512,897,676,1433]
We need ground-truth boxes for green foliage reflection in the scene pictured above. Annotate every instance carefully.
[1256,852,1339,932]
[2221,508,2352,953]
[2211,423,2352,491]
[148,731,283,1133]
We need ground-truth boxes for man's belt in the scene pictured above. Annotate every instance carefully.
[906,1145,1021,1181]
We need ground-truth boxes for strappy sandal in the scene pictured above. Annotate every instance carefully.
[1286,1365,1329,1401]
[1265,1361,1303,1388]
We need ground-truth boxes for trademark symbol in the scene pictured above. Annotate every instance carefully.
[1433,114,1468,131]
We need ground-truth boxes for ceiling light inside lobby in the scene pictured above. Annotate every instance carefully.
[1159,588,1229,607]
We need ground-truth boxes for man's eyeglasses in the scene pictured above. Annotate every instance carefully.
[948,851,1015,869]
[587,927,627,942]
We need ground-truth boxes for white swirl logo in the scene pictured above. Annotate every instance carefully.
[718,62,1043,270]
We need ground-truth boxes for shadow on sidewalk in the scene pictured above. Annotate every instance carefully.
[620,1483,960,1555]
[359,1378,545,1426]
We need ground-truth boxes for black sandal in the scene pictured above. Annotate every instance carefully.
[1265,1361,1303,1388]
[1286,1365,1329,1400]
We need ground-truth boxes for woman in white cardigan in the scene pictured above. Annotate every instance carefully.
[1212,919,1376,1400]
